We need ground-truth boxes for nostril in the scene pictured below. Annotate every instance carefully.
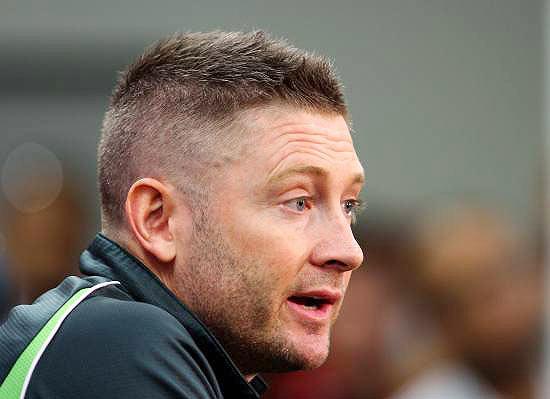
[324,259,350,270]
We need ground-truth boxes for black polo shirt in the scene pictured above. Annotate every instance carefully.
[0,234,267,398]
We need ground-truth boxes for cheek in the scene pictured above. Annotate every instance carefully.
[224,211,310,283]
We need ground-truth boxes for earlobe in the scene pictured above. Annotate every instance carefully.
[125,178,177,264]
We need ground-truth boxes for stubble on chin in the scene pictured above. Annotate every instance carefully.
[173,217,329,375]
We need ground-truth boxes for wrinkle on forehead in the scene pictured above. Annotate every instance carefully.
[267,130,355,152]
[238,105,353,144]
[267,165,365,188]
[235,105,363,180]
[264,131,361,179]
[266,148,358,179]
[255,130,353,168]
[263,122,354,146]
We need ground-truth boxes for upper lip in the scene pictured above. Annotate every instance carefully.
[288,289,341,305]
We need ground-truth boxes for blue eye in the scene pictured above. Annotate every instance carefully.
[343,199,356,215]
[292,198,308,212]
[343,199,364,223]
[285,197,310,212]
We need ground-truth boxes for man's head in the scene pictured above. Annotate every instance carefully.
[98,31,364,375]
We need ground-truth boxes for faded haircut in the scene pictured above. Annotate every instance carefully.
[98,30,348,230]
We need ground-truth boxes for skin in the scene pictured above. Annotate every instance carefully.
[121,106,365,377]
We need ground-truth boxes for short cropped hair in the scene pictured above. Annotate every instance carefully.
[98,30,347,229]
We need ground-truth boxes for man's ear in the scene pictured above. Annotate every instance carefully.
[125,178,177,263]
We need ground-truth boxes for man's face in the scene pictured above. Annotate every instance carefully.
[174,106,364,375]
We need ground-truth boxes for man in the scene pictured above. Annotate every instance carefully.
[0,30,364,398]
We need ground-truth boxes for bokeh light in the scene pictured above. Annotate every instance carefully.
[1,143,63,213]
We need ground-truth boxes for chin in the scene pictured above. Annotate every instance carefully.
[297,343,330,370]
[246,332,330,374]
[295,354,329,371]
[278,331,331,371]
[235,321,333,374]
[262,348,329,374]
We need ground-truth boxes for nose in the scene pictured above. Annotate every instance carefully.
[310,216,364,272]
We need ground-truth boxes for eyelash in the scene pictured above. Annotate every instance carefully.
[284,197,365,224]
[344,199,366,224]
[285,197,312,213]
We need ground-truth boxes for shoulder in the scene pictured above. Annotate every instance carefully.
[67,295,197,351]
[26,295,221,399]
[63,294,192,344]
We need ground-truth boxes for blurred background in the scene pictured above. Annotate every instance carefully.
[0,1,546,398]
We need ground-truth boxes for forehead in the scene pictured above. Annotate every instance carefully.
[241,106,353,143]
[238,106,363,178]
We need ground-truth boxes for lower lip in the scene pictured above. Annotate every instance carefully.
[286,299,333,323]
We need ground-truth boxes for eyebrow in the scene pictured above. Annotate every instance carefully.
[267,165,365,186]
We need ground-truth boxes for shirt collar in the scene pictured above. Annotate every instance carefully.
[80,233,267,398]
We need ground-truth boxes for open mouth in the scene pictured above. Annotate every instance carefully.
[286,290,340,322]
[288,295,330,310]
